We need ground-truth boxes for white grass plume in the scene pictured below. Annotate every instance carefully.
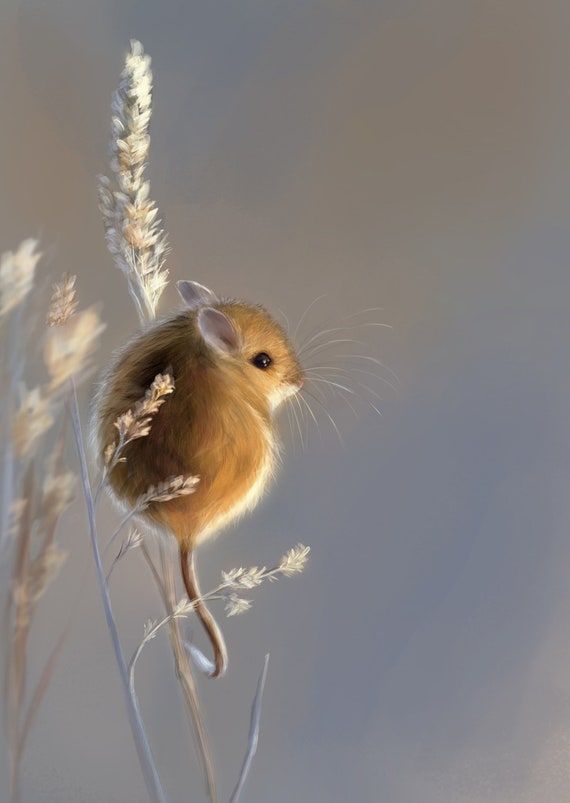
[98,40,168,323]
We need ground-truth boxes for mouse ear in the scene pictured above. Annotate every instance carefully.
[177,280,218,309]
[197,307,240,354]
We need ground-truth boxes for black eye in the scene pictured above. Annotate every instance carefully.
[251,352,272,370]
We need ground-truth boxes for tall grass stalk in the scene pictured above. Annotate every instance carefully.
[98,38,219,802]
[68,380,169,803]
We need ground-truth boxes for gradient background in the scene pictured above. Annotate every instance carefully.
[3,1,570,801]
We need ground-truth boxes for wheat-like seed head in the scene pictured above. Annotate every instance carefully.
[44,306,106,390]
[136,475,199,508]
[42,456,76,519]
[46,274,78,327]
[278,543,311,576]
[225,595,253,617]
[0,239,40,317]
[8,499,28,539]
[28,543,68,604]
[106,372,175,464]
[219,544,311,617]
[98,40,168,320]
[13,386,55,458]
[221,566,267,590]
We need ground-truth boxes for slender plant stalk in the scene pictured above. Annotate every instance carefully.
[5,464,34,803]
[230,654,270,803]
[138,540,217,802]
[157,541,218,803]
[1,306,23,559]
[68,380,169,803]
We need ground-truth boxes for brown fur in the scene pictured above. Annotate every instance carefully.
[96,301,303,676]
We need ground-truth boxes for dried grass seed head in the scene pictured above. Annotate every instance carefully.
[0,239,40,317]
[13,386,55,457]
[44,305,106,389]
[47,274,78,327]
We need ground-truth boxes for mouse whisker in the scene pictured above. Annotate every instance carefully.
[276,307,291,335]
[306,368,384,419]
[293,294,328,345]
[307,367,384,401]
[310,361,399,397]
[285,403,296,448]
[306,352,400,390]
[297,391,320,435]
[311,383,360,419]
[305,374,359,413]
[345,365,400,395]
[343,306,386,319]
[299,321,393,357]
[301,388,344,445]
[340,353,401,382]
[293,393,310,448]
[305,376,357,396]
[298,326,335,357]
[290,394,306,452]
[299,325,356,356]
[301,338,368,361]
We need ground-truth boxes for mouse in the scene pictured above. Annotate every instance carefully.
[95,280,304,677]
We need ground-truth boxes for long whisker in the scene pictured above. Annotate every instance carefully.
[290,395,306,452]
[339,354,401,386]
[307,376,357,396]
[299,322,392,357]
[293,294,328,344]
[276,308,291,335]
[301,338,368,360]
[317,386,359,419]
[306,367,385,421]
[352,379,384,405]
[305,354,400,393]
[306,374,362,419]
[347,366,400,395]
[293,394,309,447]
[302,388,343,445]
[306,363,398,396]
[365,400,383,417]
[299,326,343,355]
[343,306,386,319]
[297,392,320,434]
[308,367,386,403]
[285,403,295,447]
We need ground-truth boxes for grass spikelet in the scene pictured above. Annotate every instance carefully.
[98,40,168,321]
[278,543,311,576]
[46,274,78,327]
[224,595,252,617]
[12,387,55,457]
[137,475,199,508]
[106,372,174,465]
[42,457,76,520]
[27,543,68,604]
[218,544,311,616]
[0,239,41,317]
[44,305,106,390]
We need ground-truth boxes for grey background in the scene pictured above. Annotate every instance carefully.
[3,1,570,801]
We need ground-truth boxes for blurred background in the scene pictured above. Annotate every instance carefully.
[3,1,570,800]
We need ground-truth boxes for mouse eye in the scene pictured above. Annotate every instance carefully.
[251,352,272,370]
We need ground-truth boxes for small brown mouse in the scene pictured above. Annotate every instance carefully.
[95,280,304,677]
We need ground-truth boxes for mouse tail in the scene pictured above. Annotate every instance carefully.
[179,544,228,678]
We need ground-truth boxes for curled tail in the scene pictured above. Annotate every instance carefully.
[179,545,228,678]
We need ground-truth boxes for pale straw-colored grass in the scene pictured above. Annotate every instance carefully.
[0,250,85,803]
